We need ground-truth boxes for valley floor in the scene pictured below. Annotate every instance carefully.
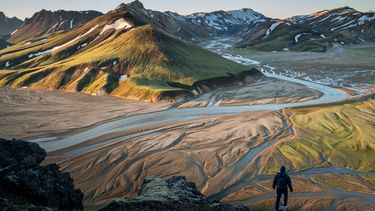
[1,44,374,210]
[43,95,375,210]
[0,87,169,139]
[224,42,375,90]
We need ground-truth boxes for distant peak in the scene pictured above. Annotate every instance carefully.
[331,6,359,14]
[114,1,144,12]
[127,0,144,9]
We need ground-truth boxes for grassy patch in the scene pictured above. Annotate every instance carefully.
[311,174,375,194]
[262,99,375,174]
[0,24,253,101]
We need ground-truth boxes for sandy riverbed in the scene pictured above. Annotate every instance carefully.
[0,87,169,139]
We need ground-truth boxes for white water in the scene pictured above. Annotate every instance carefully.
[31,47,349,152]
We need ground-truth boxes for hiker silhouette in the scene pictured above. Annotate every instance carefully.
[273,166,293,211]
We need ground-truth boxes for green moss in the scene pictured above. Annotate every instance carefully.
[0,24,254,101]
[276,100,375,172]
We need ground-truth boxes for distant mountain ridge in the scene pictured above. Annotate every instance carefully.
[3,3,374,52]
[236,7,375,51]
[98,1,268,42]
[0,1,261,102]
[0,12,23,37]
[7,9,103,43]
[109,3,375,51]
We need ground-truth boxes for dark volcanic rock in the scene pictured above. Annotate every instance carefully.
[100,176,248,211]
[0,11,23,36]
[7,10,102,43]
[0,138,83,210]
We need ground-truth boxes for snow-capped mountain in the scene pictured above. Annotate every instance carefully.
[103,1,267,42]
[0,12,23,37]
[7,10,102,43]
[0,39,10,50]
[183,9,267,34]
[3,2,375,52]
[289,7,374,27]
[0,1,254,102]
[236,7,375,52]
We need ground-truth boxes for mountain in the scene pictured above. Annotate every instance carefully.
[0,12,23,37]
[0,39,10,50]
[166,8,267,40]
[236,7,375,52]
[7,10,103,43]
[109,2,267,42]
[0,1,262,102]
[100,176,248,211]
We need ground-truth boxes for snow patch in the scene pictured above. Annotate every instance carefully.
[5,61,10,67]
[119,74,128,81]
[330,20,355,31]
[28,49,52,58]
[331,15,346,23]
[56,21,65,30]
[28,25,98,58]
[10,29,18,35]
[77,43,88,50]
[294,33,311,42]
[358,14,375,25]
[264,22,281,39]
[70,19,74,29]
[100,18,133,35]
[52,25,98,52]
[46,23,59,34]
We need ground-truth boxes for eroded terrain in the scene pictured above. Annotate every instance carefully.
[0,87,169,139]
[1,44,374,210]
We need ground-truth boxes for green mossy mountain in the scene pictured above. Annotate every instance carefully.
[0,2,261,102]
[236,7,375,52]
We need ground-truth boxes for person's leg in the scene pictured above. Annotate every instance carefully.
[284,189,288,206]
[275,189,282,210]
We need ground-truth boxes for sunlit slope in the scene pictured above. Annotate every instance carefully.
[0,6,255,101]
[262,98,375,173]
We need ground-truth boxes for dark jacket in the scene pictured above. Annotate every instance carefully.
[273,172,293,191]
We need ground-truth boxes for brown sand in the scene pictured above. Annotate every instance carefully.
[177,78,321,108]
[0,87,169,139]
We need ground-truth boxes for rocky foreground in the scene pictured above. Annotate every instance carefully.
[0,138,83,210]
[100,176,248,211]
[0,138,248,210]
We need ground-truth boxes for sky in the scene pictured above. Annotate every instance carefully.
[1,0,374,20]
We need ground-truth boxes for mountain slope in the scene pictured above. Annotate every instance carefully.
[0,2,261,102]
[0,12,23,37]
[110,1,267,43]
[7,10,102,43]
[236,7,375,52]
[0,39,10,50]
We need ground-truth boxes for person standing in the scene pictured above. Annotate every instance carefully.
[273,166,293,211]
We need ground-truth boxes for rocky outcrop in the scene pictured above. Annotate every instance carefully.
[0,12,23,36]
[0,138,83,210]
[7,10,102,43]
[191,69,264,94]
[159,68,264,102]
[100,176,249,211]
[0,38,10,50]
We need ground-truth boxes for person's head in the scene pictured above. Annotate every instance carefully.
[280,165,286,173]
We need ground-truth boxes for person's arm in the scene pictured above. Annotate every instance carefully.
[272,175,277,189]
[288,176,293,192]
